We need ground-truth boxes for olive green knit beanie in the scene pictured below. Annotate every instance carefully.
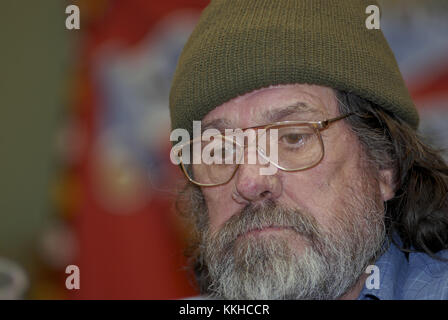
[169,0,419,134]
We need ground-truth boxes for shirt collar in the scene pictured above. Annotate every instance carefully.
[358,239,409,300]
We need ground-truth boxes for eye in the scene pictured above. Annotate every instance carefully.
[203,136,236,160]
[281,133,304,145]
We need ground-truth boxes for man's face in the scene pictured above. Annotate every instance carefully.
[192,84,392,299]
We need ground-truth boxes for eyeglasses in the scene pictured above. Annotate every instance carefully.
[176,113,354,187]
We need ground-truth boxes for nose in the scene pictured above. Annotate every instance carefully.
[232,162,282,204]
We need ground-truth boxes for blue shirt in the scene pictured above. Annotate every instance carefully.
[358,241,448,300]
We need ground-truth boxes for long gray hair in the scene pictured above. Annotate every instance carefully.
[336,90,448,259]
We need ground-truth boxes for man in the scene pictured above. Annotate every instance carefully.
[169,0,448,299]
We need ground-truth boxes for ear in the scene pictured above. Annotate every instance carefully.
[378,168,395,202]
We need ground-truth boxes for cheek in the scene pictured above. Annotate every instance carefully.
[201,185,238,232]
[280,154,358,224]
[280,169,332,223]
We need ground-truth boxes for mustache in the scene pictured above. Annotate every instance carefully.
[208,199,323,245]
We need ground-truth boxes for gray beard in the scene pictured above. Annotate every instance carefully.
[196,187,386,300]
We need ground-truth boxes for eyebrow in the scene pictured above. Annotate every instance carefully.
[201,118,234,132]
[201,101,320,132]
[262,102,320,123]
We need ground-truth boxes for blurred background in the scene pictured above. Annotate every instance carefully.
[0,0,447,299]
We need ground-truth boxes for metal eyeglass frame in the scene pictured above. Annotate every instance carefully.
[178,112,355,187]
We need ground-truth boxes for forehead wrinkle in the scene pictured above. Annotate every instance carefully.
[262,102,322,123]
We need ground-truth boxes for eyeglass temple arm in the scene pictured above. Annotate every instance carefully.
[320,112,355,129]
